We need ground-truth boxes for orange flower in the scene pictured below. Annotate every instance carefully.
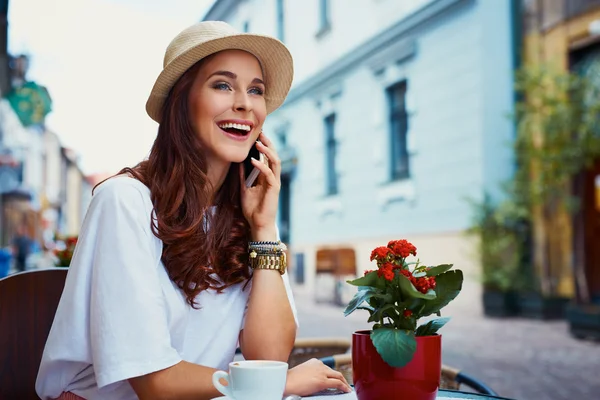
[377,263,395,281]
[388,239,417,258]
[370,246,392,261]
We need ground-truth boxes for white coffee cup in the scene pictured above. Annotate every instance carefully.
[212,360,288,400]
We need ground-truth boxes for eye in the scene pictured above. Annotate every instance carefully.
[249,86,264,96]
[213,82,231,91]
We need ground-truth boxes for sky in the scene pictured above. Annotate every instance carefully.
[8,0,215,175]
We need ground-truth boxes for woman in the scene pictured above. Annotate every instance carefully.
[36,21,351,400]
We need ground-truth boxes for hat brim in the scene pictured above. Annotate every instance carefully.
[146,33,293,123]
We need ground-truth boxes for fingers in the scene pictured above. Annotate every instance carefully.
[256,134,281,182]
[324,377,352,393]
[326,369,350,387]
[250,154,279,189]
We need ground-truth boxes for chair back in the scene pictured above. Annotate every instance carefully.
[0,268,68,399]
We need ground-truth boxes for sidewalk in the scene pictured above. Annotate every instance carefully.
[291,284,600,400]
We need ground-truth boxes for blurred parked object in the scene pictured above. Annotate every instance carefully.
[0,247,10,278]
[0,268,68,399]
[315,247,356,305]
[12,223,32,272]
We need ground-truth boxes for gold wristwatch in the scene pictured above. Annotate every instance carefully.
[249,251,287,275]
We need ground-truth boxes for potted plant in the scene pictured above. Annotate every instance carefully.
[53,236,78,267]
[344,239,463,400]
[468,193,529,317]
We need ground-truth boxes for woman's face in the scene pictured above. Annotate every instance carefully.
[188,50,267,169]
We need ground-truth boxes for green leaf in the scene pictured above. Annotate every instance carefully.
[371,328,416,368]
[344,288,376,316]
[419,270,463,317]
[415,317,451,336]
[356,306,375,312]
[368,303,399,324]
[347,271,386,290]
[426,264,453,276]
[397,274,437,300]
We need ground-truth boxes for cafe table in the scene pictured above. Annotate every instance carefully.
[304,389,513,399]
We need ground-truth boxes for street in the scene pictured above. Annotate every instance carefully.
[292,284,600,400]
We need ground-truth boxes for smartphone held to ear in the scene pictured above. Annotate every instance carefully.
[244,142,267,188]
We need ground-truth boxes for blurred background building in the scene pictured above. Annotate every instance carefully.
[204,0,518,306]
[521,0,600,339]
[203,0,600,340]
[0,0,92,272]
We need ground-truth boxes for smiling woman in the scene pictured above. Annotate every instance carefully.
[34,21,352,400]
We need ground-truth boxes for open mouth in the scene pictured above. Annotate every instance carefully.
[217,122,252,136]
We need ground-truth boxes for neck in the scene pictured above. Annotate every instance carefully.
[207,159,231,194]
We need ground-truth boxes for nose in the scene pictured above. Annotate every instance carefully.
[233,90,252,112]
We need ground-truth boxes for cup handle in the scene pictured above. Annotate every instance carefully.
[212,370,233,398]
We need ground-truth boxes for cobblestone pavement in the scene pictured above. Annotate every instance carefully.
[291,285,600,400]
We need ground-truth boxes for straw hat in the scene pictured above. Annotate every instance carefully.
[146,21,294,123]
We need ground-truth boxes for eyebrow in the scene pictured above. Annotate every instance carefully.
[208,70,265,85]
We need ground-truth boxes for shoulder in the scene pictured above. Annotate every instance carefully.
[86,176,154,229]
[92,176,151,207]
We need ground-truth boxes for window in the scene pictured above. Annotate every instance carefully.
[387,81,409,180]
[276,0,285,41]
[318,0,331,33]
[324,113,338,195]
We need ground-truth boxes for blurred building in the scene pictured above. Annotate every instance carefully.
[0,1,91,250]
[204,0,518,298]
[0,0,8,96]
[523,0,600,335]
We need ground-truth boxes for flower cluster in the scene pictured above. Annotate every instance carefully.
[399,269,437,293]
[54,236,78,267]
[345,238,463,368]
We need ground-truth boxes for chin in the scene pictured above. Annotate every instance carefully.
[221,150,249,164]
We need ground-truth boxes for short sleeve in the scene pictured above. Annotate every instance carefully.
[88,179,182,388]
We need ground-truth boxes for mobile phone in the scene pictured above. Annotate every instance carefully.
[244,142,266,188]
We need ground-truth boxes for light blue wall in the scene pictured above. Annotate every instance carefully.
[268,0,515,246]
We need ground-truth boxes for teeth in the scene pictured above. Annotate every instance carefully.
[218,122,251,131]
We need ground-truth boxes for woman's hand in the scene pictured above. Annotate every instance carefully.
[239,132,281,238]
[284,358,353,397]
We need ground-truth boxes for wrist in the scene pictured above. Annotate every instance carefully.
[251,225,278,242]
[284,370,296,396]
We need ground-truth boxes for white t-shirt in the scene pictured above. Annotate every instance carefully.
[36,177,298,400]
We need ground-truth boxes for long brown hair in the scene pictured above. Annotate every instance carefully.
[110,59,251,307]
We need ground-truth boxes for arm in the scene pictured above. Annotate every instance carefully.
[237,135,350,396]
[239,226,297,362]
[128,361,220,400]
[238,135,297,361]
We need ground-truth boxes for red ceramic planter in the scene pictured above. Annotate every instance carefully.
[352,330,441,400]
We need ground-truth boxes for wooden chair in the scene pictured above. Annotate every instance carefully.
[287,337,352,368]
[319,354,498,396]
[0,268,69,400]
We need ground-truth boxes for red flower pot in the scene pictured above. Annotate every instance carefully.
[352,330,441,400]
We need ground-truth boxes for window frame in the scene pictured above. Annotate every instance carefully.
[386,80,410,181]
